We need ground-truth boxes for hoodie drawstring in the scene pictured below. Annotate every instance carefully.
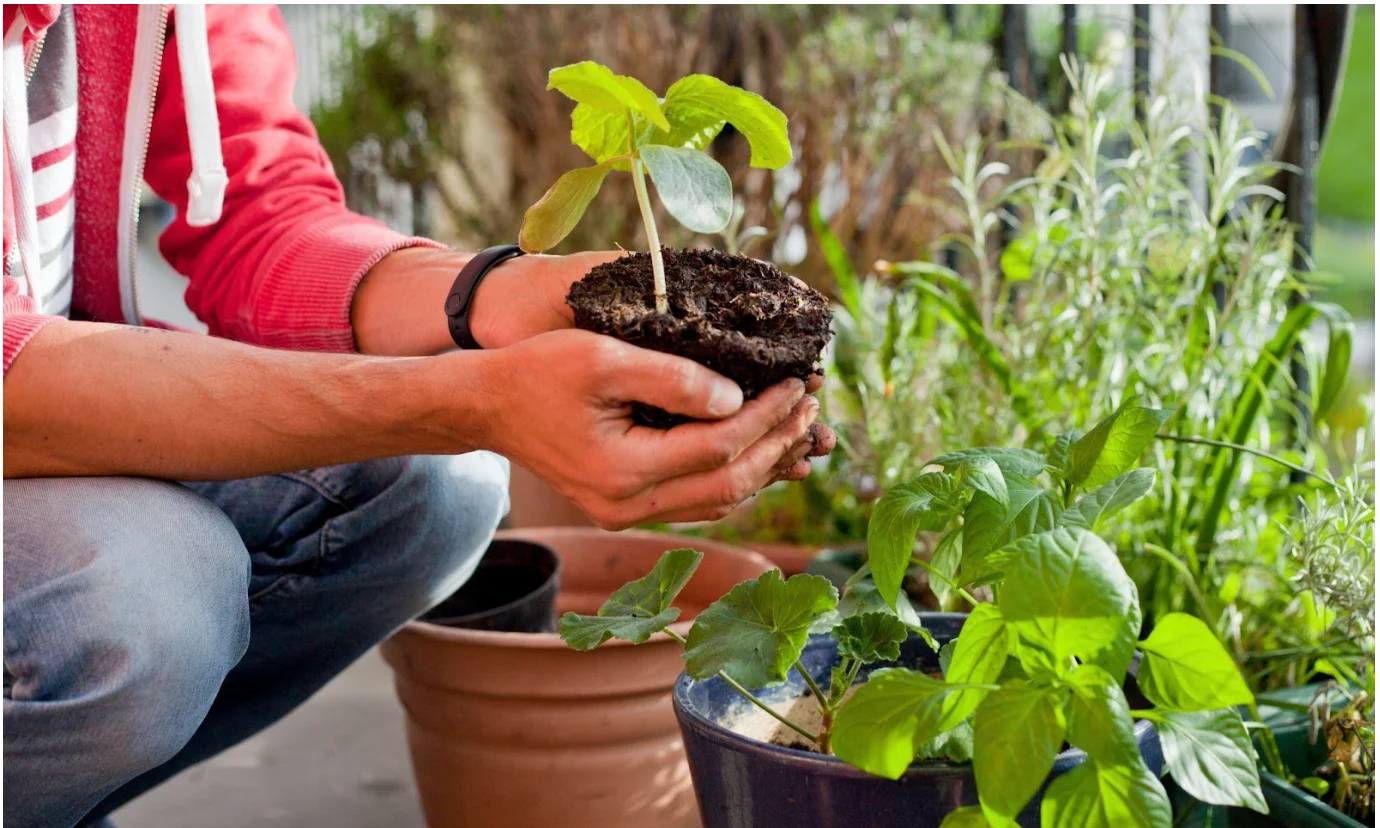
[3,9,41,295]
[173,4,225,227]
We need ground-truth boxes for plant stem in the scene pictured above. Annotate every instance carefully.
[1154,433,1336,488]
[664,629,819,744]
[910,556,980,607]
[630,158,669,314]
[798,662,830,711]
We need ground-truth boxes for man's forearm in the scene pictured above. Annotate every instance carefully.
[2,320,492,480]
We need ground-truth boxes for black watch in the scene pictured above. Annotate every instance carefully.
[444,244,525,350]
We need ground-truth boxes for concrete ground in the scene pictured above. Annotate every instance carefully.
[112,650,425,828]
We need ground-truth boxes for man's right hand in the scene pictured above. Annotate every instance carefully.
[465,329,825,530]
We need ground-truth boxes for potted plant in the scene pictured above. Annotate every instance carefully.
[380,528,773,828]
[561,404,1273,827]
[518,61,833,425]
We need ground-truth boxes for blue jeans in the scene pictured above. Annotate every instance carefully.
[3,453,510,828]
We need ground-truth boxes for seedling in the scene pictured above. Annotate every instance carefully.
[518,61,791,314]
[562,403,1270,827]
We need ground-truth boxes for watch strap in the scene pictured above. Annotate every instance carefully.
[445,244,525,350]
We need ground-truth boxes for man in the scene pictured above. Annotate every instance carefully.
[2,6,834,826]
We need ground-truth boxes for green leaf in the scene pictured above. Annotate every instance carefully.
[1084,579,1142,681]
[929,531,963,608]
[1045,431,1081,480]
[941,604,1010,727]
[1002,528,1135,665]
[1149,708,1266,811]
[684,570,838,688]
[547,61,669,131]
[571,103,631,164]
[837,581,923,629]
[1136,613,1253,711]
[930,447,1047,479]
[973,682,1067,824]
[1058,469,1157,530]
[956,456,1008,509]
[518,162,613,252]
[939,806,991,828]
[1315,309,1354,420]
[1041,758,1172,828]
[917,718,975,764]
[1065,664,1140,764]
[868,473,964,611]
[999,233,1036,282]
[639,144,733,234]
[832,668,956,779]
[658,74,791,169]
[832,612,908,663]
[559,548,703,649]
[960,476,1061,583]
[1068,404,1172,490]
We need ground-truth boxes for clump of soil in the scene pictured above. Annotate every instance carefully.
[567,248,833,427]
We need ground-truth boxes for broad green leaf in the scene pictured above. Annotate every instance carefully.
[1065,664,1140,764]
[960,477,1061,583]
[930,447,1047,479]
[559,548,703,649]
[939,806,990,828]
[868,473,964,611]
[1045,431,1081,480]
[547,61,669,131]
[832,668,957,779]
[1058,469,1157,530]
[832,612,907,663]
[519,162,613,252]
[1041,758,1172,828]
[957,456,1008,509]
[837,581,923,630]
[1002,528,1135,665]
[571,103,631,164]
[917,718,975,763]
[659,74,791,169]
[684,570,838,687]
[639,144,733,234]
[1068,404,1172,490]
[1084,579,1142,681]
[1149,708,1266,811]
[1136,613,1253,711]
[941,604,1010,728]
[973,682,1067,824]
[929,531,962,608]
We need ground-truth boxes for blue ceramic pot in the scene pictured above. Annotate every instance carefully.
[673,612,1164,828]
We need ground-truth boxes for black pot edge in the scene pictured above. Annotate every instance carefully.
[417,539,562,630]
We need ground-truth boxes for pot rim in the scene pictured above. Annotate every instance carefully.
[671,614,1158,780]
[393,527,771,651]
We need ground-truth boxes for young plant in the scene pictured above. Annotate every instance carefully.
[518,61,792,313]
[561,403,1271,827]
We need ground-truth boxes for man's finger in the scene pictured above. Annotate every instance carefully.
[600,341,744,419]
[806,423,837,456]
[630,379,805,481]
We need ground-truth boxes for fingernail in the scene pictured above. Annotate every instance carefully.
[708,383,744,416]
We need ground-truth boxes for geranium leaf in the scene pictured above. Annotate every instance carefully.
[547,61,668,131]
[1041,758,1172,828]
[832,612,908,663]
[1136,613,1253,711]
[1149,708,1266,812]
[658,74,791,169]
[1001,528,1135,667]
[518,162,613,252]
[1059,469,1157,530]
[559,548,703,650]
[639,144,733,234]
[684,570,838,687]
[973,682,1067,824]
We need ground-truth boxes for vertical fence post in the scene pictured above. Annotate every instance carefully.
[997,5,1031,257]
[1285,4,1320,480]
[941,5,961,274]
[1208,5,1230,314]
[1060,5,1078,112]
[1134,5,1152,123]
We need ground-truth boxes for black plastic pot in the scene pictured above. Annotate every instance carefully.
[420,539,561,633]
[673,612,1164,828]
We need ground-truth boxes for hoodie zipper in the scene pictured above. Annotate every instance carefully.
[121,4,170,325]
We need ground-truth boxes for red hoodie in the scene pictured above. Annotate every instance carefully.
[2,4,441,374]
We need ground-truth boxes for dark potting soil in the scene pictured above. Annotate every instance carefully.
[567,248,833,427]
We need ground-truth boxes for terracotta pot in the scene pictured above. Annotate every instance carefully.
[740,541,823,575]
[503,463,592,528]
[381,528,773,828]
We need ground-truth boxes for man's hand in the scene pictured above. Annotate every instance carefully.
[464,329,822,530]
[468,251,622,349]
